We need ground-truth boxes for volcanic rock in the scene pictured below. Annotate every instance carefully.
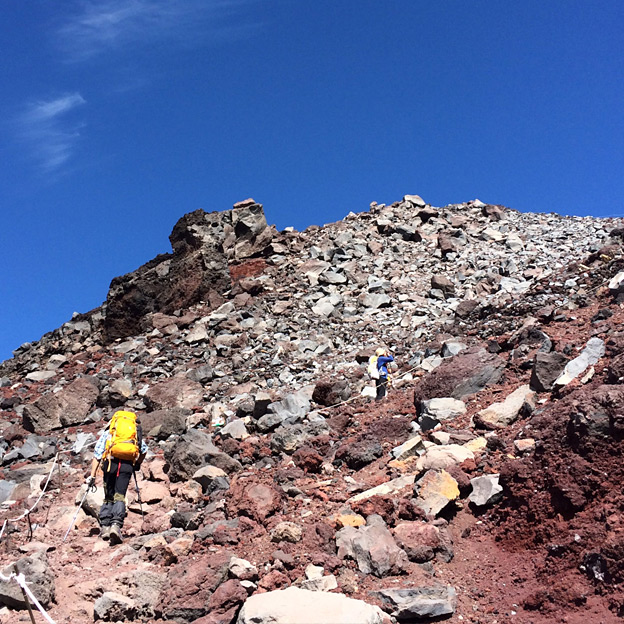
[468,474,503,507]
[236,586,389,624]
[375,585,457,620]
[22,376,99,432]
[335,515,409,577]
[0,552,55,609]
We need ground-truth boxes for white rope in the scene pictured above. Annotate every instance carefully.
[0,571,57,624]
[8,453,59,523]
[0,519,7,541]
[15,573,57,624]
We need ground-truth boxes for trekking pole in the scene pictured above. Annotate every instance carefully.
[63,482,95,543]
[132,470,145,522]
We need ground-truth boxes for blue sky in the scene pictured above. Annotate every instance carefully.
[1,1,623,362]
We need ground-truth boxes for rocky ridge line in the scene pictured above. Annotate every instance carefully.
[0,195,623,623]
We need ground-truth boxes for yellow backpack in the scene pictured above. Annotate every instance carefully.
[105,410,140,463]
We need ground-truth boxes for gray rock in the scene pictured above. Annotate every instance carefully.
[263,392,310,428]
[474,385,535,429]
[0,480,16,504]
[391,436,424,461]
[72,432,96,454]
[165,429,241,481]
[186,364,214,384]
[441,341,465,357]
[375,585,457,620]
[22,376,100,432]
[219,418,249,440]
[420,398,466,421]
[94,591,137,621]
[229,557,258,581]
[335,517,409,577]
[531,351,569,392]
[469,474,503,507]
[141,407,190,440]
[0,552,55,609]
[359,293,391,309]
[555,338,605,386]
[192,465,230,494]
[117,569,166,620]
[403,194,426,207]
[25,371,57,382]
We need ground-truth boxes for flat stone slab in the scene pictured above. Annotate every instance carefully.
[236,586,388,623]
[348,474,416,504]
[375,585,457,620]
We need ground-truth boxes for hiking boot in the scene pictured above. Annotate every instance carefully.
[100,525,111,541]
[109,524,123,545]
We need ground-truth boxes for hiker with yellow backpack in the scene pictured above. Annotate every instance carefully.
[87,410,148,544]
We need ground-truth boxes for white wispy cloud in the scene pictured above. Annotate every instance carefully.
[58,0,257,61]
[18,93,86,174]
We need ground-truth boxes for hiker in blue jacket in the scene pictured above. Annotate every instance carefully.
[375,348,394,401]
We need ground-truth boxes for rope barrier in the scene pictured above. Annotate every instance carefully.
[317,362,424,413]
[8,453,59,523]
[0,570,57,624]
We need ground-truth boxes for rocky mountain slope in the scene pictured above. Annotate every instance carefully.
[1,195,624,623]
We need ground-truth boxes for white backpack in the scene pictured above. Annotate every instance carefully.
[367,355,379,379]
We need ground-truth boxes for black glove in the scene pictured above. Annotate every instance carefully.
[85,476,96,492]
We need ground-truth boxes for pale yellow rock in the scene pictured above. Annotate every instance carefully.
[464,437,487,453]
[415,469,459,516]
[166,537,194,558]
[143,535,167,550]
[178,480,202,503]
[335,514,366,528]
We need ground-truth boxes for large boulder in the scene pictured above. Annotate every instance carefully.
[165,429,241,481]
[22,376,100,432]
[141,407,190,440]
[236,586,389,624]
[144,376,204,411]
[414,348,505,413]
[157,551,233,621]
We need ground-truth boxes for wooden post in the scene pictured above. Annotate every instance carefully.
[12,564,36,624]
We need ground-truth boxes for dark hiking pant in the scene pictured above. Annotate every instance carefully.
[99,458,134,528]
[375,376,388,400]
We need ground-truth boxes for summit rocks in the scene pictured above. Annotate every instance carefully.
[1,196,624,623]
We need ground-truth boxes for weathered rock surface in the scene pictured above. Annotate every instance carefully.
[0,552,55,609]
[336,515,409,577]
[375,585,457,620]
[236,586,389,624]
[22,376,99,432]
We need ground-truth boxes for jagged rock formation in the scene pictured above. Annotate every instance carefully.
[1,195,624,623]
[103,199,274,342]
